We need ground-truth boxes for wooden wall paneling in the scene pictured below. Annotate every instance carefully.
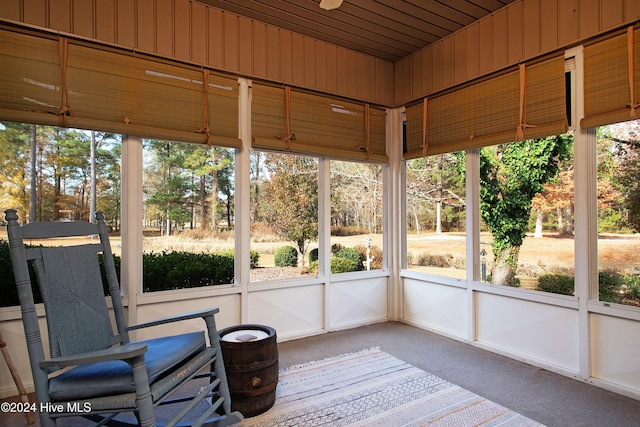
[266,26,280,80]
[454,31,467,85]
[540,0,559,53]
[238,16,253,75]
[324,43,338,95]
[303,37,316,88]
[279,30,292,83]
[396,56,409,106]
[223,11,238,71]
[374,58,386,105]
[507,2,523,65]
[441,35,454,89]
[336,47,347,95]
[383,60,394,106]
[73,0,94,38]
[599,0,624,32]
[49,0,71,32]
[558,0,578,46]
[174,0,190,61]
[315,42,327,92]
[0,0,21,21]
[345,49,358,98]
[357,52,368,100]
[251,22,266,78]
[137,0,155,53]
[291,32,304,87]
[207,7,223,69]
[156,0,174,57]
[465,23,479,81]
[626,0,640,22]
[492,8,508,70]
[578,0,599,37]
[422,45,433,99]
[523,0,541,59]
[478,17,493,75]
[411,51,423,99]
[431,40,444,92]
[96,0,116,44]
[190,1,207,64]
[23,0,47,27]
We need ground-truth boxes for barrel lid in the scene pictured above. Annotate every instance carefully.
[221,329,270,342]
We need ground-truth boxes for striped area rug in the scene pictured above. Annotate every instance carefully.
[239,348,544,427]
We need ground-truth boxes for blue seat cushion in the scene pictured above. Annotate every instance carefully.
[49,331,206,401]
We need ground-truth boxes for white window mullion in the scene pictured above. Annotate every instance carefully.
[121,134,144,330]
[465,148,480,342]
[568,46,597,381]
[237,78,252,323]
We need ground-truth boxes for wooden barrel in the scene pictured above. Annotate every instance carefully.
[218,324,279,417]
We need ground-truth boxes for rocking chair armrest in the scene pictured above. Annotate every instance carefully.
[39,343,148,370]
[126,308,220,331]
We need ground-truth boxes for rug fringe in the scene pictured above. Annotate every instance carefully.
[280,346,382,374]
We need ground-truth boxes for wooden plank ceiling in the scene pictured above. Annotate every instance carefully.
[196,0,516,62]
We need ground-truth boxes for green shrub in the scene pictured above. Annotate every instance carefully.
[0,240,25,307]
[599,269,624,304]
[335,247,365,271]
[143,250,234,292]
[219,249,260,269]
[331,256,359,274]
[0,242,247,304]
[308,260,319,274]
[309,248,319,264]
[537,273,574,295]
[274,245,298,267]
[624,274,640,300]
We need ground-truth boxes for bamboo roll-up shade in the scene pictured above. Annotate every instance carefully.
[252,83,387,163]
[404,55,567,159]
[0,27,240,148]
[519,56,568,141]
[582,27,640,129]
[404,102,424,158]
[0,30,61,123]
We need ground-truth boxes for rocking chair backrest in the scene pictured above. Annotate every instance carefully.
[30,244,115,357]
[5,210,129,361]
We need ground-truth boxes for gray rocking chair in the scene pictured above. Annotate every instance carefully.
[4,209,243,427]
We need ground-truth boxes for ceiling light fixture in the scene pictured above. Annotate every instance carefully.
[319,0,343,11]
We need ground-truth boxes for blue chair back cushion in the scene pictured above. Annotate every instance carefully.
[48,331,205,401]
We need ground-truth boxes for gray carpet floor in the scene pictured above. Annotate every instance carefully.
[3,321,640,426]
[276,322,640,427]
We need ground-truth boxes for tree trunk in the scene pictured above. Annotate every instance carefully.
[534,208,543,238]
[556,206,563,234]
[564,205,574,235]
[435,200,442,234]
[29,125,37,222]
[199,175,209,230]
[490,245,521,286]
[90,131,97,223]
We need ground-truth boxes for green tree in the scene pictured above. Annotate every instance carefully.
[601,121,640,232]
[145,141,191,235]
[478,135,572,286]
[0,122,31,217]
[406,154,465,234]
[261,154,318,266]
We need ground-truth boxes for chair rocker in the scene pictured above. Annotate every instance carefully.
[4,209,243,427]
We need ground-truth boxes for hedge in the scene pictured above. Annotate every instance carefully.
[0,240,256,306]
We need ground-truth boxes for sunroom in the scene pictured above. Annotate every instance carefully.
[1,0,640,421]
